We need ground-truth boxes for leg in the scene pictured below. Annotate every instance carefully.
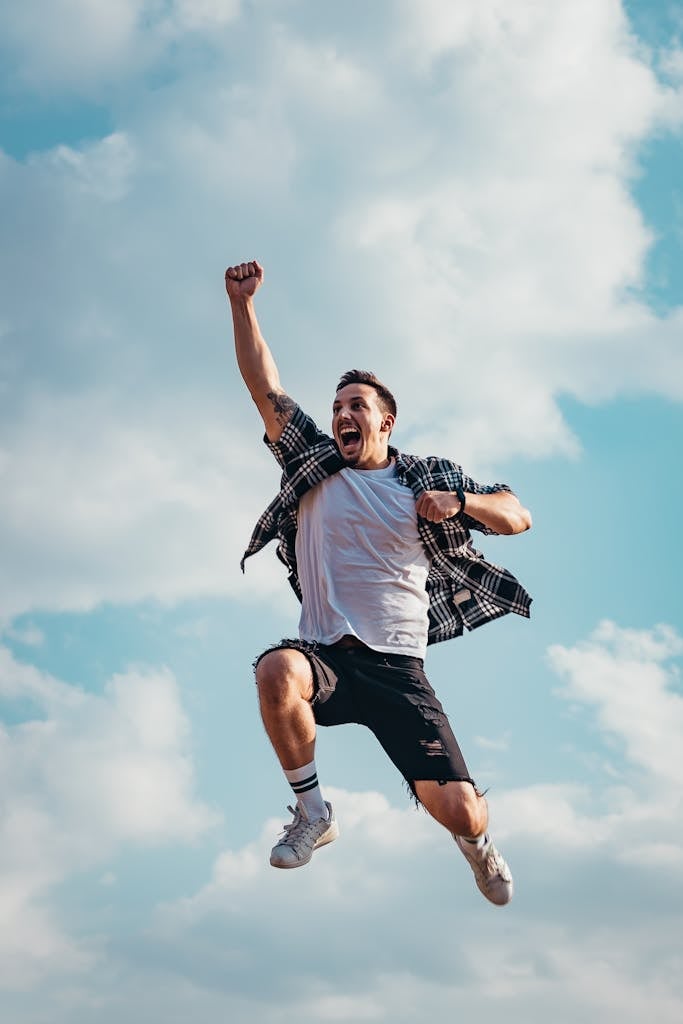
[343,649,513,904]
[414,779,512,906]
[413,779,488,839]
[255,646,338,868]
[255,647,317,769]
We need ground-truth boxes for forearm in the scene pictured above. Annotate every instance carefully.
[415,487,531,533]
[230,294,281,399]
[463,490,532,535]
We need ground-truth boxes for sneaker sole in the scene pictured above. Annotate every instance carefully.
[476,878,513,906]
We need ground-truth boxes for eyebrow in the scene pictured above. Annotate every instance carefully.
[333,395,369,408]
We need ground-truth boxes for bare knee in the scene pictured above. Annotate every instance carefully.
[414,780,488,838]
[455,786,488,837]
[255,649,314,706]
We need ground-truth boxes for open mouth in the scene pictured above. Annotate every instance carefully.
[339,426,361,453]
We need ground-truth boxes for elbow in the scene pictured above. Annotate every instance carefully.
[516,507,533,534]
[502,506,532,535]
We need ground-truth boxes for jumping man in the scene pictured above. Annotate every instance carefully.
[226,259,532,906]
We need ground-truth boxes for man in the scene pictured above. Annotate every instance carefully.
[226,259,532,906]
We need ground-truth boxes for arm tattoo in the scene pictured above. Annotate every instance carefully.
[267,391,296,425]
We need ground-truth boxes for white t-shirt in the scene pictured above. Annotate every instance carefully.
[295,462,430,658]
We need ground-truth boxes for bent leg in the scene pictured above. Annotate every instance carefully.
[415,779,513,906]
[413,779,488,839]
[255,647,339,869]
[255,648,317,770]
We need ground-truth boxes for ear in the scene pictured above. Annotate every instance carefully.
[380,413,395,434]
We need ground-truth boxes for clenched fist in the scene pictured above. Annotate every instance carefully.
[225,260,264,300]
[415,490,464,523]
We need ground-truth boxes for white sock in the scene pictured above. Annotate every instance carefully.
[283,760,328,821]
[461,832,488,849]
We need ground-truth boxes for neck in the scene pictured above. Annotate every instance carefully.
[356,454,392,471]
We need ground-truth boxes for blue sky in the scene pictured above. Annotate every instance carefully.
[1,1,682,1021]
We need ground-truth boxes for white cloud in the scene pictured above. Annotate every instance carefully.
[474,731,510,751]
[170,0,241,34]
[548,620,683,785]
[0,646,219,985]
[334,0,683,461]
[0,0,145,88]
[0,389,287,620]
[0,0,242,90]
[37,134,137,202]
[484,621,683,866]
[660,45,683,84]
[274,28,384,114]
[1,621,45,646]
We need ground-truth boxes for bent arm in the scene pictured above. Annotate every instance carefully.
[225,261,295,442]
[462,489,532,535]
[416,488,532,534]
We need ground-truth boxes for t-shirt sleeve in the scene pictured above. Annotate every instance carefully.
[264,405,332,470]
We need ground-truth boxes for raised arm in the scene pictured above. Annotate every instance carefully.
[415,489,532,535]
[225,260,296,442]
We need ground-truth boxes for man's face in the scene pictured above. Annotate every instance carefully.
[332,383,394,470]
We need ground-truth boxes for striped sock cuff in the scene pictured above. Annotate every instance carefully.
[289,772,319,795]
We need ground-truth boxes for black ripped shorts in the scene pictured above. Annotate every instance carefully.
[255,637,475,798]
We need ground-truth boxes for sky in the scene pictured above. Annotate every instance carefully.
[1,1,682,1021]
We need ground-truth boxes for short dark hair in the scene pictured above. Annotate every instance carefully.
[335,369,397,419]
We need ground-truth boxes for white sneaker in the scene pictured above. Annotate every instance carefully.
[270,801,339,869]
[455,834,513,906]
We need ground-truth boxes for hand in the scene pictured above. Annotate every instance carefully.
[225,260,264,300]
[415,490,463,523]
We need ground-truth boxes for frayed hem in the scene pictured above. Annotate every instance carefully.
[252,637,320,675]
[404,777,483,809]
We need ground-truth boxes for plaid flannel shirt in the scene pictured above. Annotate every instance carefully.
[241,405,532,645]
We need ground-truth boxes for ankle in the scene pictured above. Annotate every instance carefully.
[284,760,327,821]
[458,832,488,849]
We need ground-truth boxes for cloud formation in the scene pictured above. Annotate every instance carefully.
[0,0,241,89]
[0,646,219,986]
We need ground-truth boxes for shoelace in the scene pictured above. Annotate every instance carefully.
[278,806,327,853]
[463,838,510,883]
[281,805,302,832]
[483,846,504,874]
[478,843,511,883]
